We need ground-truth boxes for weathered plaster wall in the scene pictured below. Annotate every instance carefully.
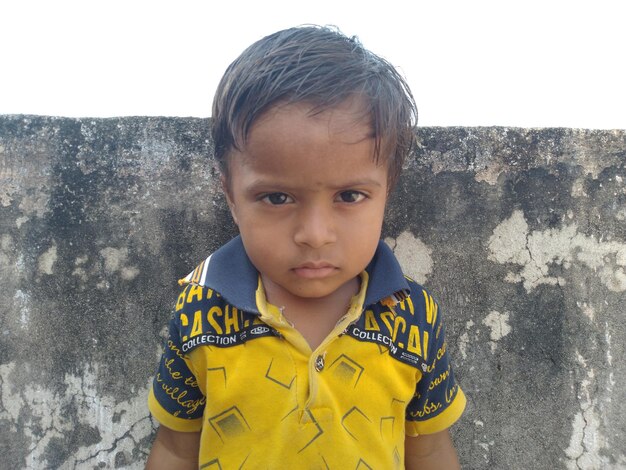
[1,116,624,469]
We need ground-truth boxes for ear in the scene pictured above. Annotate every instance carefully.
[221,175,238,225]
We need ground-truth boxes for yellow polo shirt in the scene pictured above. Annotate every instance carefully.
[149,236,465,468]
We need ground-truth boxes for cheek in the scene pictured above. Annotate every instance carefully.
[237,217,279,251]
[359,200,387,229]
[240,234,284,277]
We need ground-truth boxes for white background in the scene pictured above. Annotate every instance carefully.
[1,0,624,128]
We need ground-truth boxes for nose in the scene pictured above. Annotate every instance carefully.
[293,203,337,249]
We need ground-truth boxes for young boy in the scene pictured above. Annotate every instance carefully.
[147,26,465,469]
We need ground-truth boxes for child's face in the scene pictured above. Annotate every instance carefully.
[224,99,389,303]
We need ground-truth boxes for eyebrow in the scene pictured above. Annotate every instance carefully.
[245,177,385,192]
[327,178,385,190]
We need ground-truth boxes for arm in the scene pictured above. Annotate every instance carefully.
[405,430,461,470]
[145,425,201,470]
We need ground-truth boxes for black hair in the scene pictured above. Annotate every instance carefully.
[212,25,417,188]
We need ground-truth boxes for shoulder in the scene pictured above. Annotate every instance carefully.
[174,278,235,323]
[172,283,231,337]
[168,281,263,355]
[383,276,442,330]
[174,282,228,315]
[350,277,444,371]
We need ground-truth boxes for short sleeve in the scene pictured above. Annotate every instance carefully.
[148,304,206,432]
[405,292,466,436]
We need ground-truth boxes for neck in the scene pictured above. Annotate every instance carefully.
[262,276,360,316]
[261,276,360,350]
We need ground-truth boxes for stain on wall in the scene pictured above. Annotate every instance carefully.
[1,117,624,469]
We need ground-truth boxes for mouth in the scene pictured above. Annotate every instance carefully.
[292,262,337,279]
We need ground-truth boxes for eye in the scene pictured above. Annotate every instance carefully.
[261,192,293,205]
[337,191,366,203]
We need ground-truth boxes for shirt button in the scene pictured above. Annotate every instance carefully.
[314,355,325,372]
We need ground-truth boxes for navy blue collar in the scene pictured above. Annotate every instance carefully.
[195,236,410,314]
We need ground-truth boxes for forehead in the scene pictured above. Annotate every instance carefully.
[249,99,373,149]
[227,99,388,186]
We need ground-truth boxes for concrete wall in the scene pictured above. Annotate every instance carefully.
[1,115,624,469]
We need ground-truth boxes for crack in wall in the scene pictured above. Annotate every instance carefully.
[0,361,154,468]
[70,415,153,469]
[563,351,613,470]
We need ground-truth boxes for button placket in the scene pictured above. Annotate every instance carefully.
[314,354,325,372]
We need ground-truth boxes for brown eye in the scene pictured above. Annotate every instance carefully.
[337,191,366,203]
[262,193,292,205]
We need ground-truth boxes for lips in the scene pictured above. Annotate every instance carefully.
[292,262,337,279]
